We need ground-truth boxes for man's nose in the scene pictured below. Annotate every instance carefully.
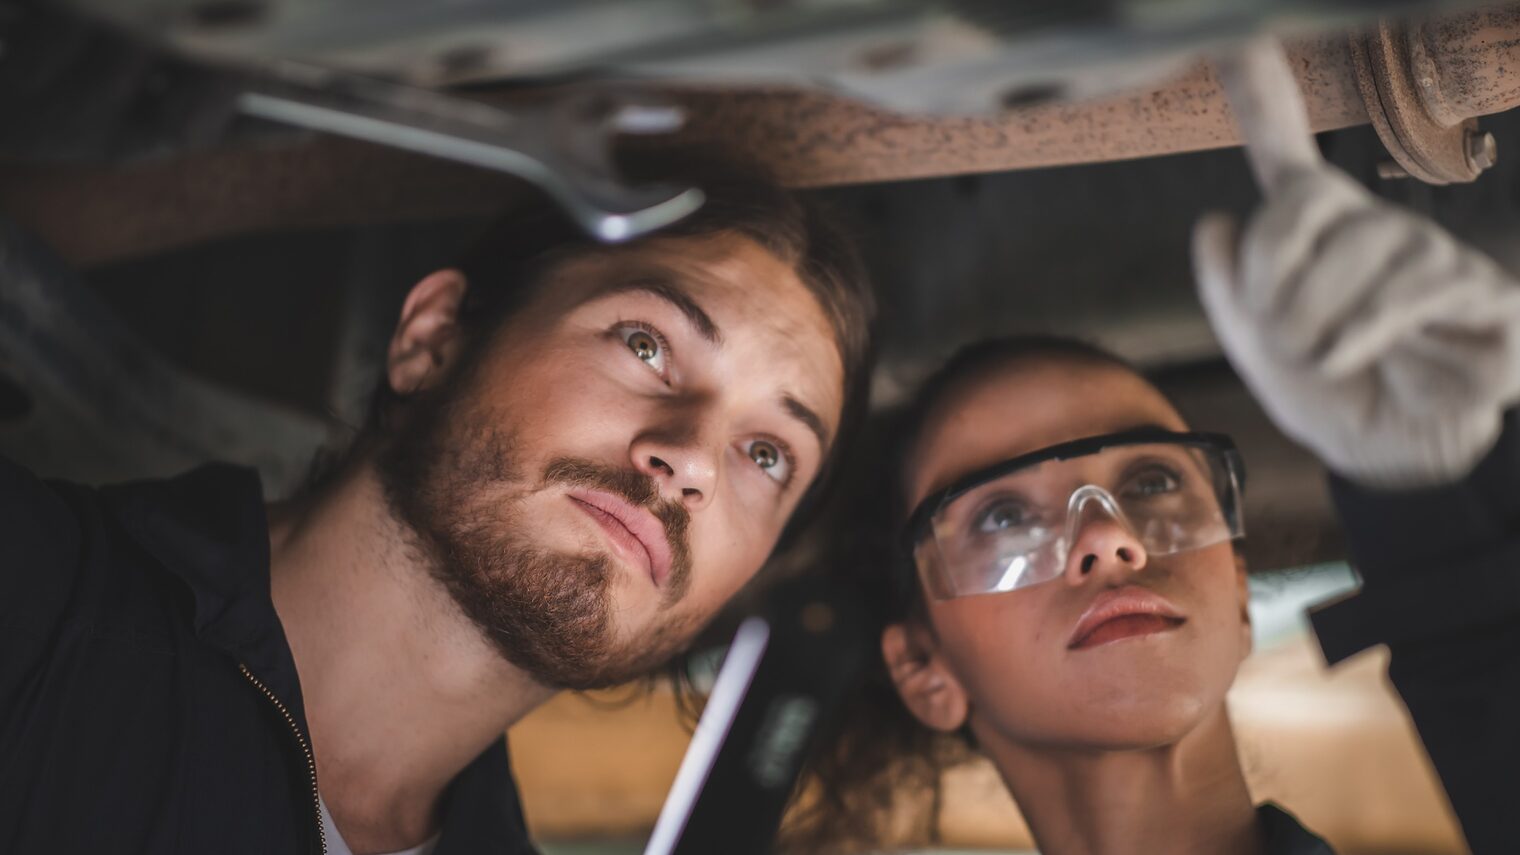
[630,422,720,510]
[1061,490,1149,586]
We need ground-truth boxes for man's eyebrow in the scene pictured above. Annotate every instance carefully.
[609,279,722,345]
[783,394,831,453]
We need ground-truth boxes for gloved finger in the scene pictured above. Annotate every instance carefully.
[1191,211,1248,337]
[1321,283,1492,378]
[1320,220,1503,375]
[1271,205,1420,362]
[1388,323,1519,415]
[1215,36,1322,194]
[1376,253,1520,405]
[1240,166,1369,320]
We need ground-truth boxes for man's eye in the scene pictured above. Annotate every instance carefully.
[745,439,792,485]
[615,324,669,377]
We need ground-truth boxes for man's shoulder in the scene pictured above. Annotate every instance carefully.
[0,455,93,629]
[0,454,84,556]
[0,457,266,643]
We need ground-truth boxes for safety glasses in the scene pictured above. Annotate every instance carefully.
[903,428,1245,600]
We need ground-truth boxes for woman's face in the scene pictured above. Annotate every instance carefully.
[893,358,1251,751]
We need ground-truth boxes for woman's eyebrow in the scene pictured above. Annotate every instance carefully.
[607,278,722,345]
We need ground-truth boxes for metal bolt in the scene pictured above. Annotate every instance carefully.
[1377,160,1411,180]
[1466,130,1498,170]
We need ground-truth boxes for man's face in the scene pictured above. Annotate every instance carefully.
[380,232,845,689]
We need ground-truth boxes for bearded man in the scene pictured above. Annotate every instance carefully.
[0,166,875,855]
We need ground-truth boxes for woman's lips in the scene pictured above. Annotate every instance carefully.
[568,490,673,587]
[1068,586,1186,650]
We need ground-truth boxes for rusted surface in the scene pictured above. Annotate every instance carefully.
[1353,19,1487,184]
[1351,4,1520,184]
[8,6,1520,264]
[0,35,1364,266]
[632,34,1368,188]
[0,140,535,265]
[1421,4,1520,123]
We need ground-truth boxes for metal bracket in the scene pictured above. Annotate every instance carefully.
[1352,19,1495,185]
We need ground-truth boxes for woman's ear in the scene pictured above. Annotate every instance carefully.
[387,269,469,397]
[882,622,970,733]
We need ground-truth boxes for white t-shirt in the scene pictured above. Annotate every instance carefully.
[318,794,440,855]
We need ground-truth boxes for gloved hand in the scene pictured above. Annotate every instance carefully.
[1193,164,1520,488]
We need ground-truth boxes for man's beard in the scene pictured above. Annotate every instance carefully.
[375,377,697,690]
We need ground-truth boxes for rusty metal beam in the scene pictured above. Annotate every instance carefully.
[633,33,1369,188]
[5,6,1520,265]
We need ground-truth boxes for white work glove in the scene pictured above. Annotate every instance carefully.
[1193,165,1520,488]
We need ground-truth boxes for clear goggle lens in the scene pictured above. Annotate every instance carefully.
[912,440,1243,600]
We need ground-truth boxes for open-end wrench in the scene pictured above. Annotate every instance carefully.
[239,62,705,242]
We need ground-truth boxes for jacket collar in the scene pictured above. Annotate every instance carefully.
[105,463,534,853]
[1259,802,1336,854]
[105,463,306,714]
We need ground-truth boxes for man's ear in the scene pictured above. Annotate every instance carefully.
[1234,549,1254,657]
[882,622,969,733]
[387,269,469,397]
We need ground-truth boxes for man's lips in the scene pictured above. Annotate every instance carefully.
[1068,586,1186,650]
[567,489,673,587]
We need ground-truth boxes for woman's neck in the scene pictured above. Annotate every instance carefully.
[975,706,1263,855]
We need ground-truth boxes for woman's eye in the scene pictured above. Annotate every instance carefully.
[976,499,1033,533]
[745,439,792,484]
[1123,465,1182,498]
[615,324,668,377]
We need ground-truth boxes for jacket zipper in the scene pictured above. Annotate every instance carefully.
[239,663,328,855]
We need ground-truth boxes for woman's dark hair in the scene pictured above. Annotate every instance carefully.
[781,335,1142,854]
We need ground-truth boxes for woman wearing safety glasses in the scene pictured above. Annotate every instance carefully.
[792,72,1520,855]
[786,36,1520,852]
[787,336,1331,855]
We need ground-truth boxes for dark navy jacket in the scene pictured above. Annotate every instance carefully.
[0,458,536,855]
[1259,803,1333,854]
[1311,411,1520,855]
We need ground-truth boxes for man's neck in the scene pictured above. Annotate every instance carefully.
[266,463,556,854]
[976,707,1263,855]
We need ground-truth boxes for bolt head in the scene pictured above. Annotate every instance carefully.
[1466,131,1498,170]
